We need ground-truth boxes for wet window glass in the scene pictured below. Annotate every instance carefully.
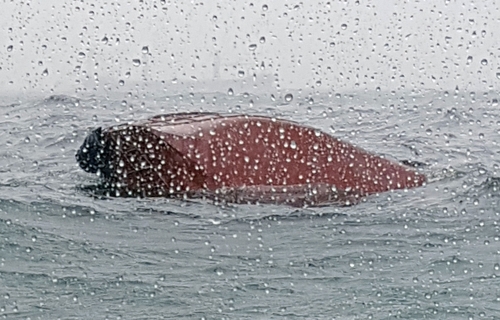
[1,1,499,318]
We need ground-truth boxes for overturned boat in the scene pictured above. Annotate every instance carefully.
[76,113,426,206]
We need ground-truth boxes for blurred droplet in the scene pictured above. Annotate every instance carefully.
[262,4,268,11]
[238,70,245,77]
[7,45,13,52]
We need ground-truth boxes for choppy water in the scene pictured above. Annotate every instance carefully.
[1,90,500,319]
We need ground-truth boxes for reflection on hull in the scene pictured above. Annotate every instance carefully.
[76,113,426,206]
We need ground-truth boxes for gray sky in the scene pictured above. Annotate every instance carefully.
[1,0,499,99]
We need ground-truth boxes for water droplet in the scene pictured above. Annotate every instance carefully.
[284,93,293,102]
[341,23,347,30]
[496,73,500,79]
[7,45,13,52]
[227,88,234,96]
[238,70,245,77]
[24,137,30,143]
[259,36,266,44]
[290,141,297,149]
[42,69,48,76]
[262,4,268,11]
[78,52,86,59]
[132,59,141,66]
[467,56,473,64]
[118,79,125,86]
[141,46,149,54]
[101,36,108,44]
[32,235,37,242]
[481,59,488,66]
[248,44,257,51]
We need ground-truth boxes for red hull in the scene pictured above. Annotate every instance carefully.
[77,113,426,206]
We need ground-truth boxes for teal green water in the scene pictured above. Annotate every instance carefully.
[1,91,499,319]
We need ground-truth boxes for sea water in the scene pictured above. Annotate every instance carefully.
[1,90,499,319]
